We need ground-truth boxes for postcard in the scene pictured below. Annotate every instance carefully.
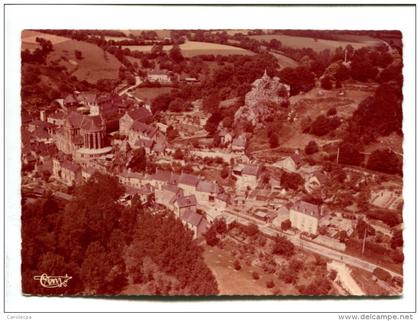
[20,27,404,297]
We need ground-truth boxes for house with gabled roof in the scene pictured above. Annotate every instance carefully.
[180,210,209,239]
[289,200,323,235]
[273,153,303,173]
[155,184,184,210]
[178,173,200,194]
[119,107,153,136]
[195,180,219,205]
[231,134,247,153]
[118,171,144,189]
[233,164,261,192]
[47,111,65,126]
[127,120,164,149]
[147,169,173,189]
[54,160,82,186]
[174,194,197,217]
[214,193,230,210]
[147,69,171,84]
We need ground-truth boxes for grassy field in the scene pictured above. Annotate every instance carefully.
[248,81,378,154]
[202,243,274,295]
[48,38,122,83]
[22,30,71,52]
[250,34,383,52]
[120,30,172,38]
[122,40,255,57]
[132,86,173,101]
[271,52,298,69]
[22,30,122,83]
[103,36,132,41]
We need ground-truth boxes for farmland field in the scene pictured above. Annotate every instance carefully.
[120,29,172,38]
[250,34,383,52]
[22,30,123,83]
[271,52,298,69]
[122,41,255,57]
[22,30,71,52]
[103,36,132,41]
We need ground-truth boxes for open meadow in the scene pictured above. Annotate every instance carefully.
[122,40,255,57]
[250,34,383,52]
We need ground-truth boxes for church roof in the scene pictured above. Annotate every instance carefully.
[80,115,105,132]
[67,111,84,128]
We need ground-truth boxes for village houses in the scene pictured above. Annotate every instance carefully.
[119,107,152,136]
[289,200,322,235]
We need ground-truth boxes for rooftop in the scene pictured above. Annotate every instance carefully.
[196,180,218,194]
[179,173,200,187]
[176,195,197,208]
[292,200,321,218]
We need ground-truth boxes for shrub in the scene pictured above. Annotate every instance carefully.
[320,76,333,90]
[309,115,341,136]
[221,166,229,179]
[281,219,292,231]
[305,140,319,155]
[252,271,260,280]
[173,148,184,160]
[266,280,275,288]
[244,223,259,237]
[327,107,337,116]
[234,260,241,271]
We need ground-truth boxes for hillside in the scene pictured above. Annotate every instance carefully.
[250,34,383,52]
[122,40,255,57]
[48,39,122,83]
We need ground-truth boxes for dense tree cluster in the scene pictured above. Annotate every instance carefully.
[348,83,402,142]
[272,236,295,257]
[22,173,218,295]
[21,37,54,64]
[204,218,227,247]
[279,66,315,96]
[367,149,402,175]
[308,115,341,137]
[350,46,393,82]
[304,140,319,155]
[338,142,364,166]
[128,147,147,172]
[280,171,304,190]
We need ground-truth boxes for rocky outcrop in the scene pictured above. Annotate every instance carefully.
[234,70,290,127]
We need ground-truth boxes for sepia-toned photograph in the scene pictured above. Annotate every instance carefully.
[20,28,404,297]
